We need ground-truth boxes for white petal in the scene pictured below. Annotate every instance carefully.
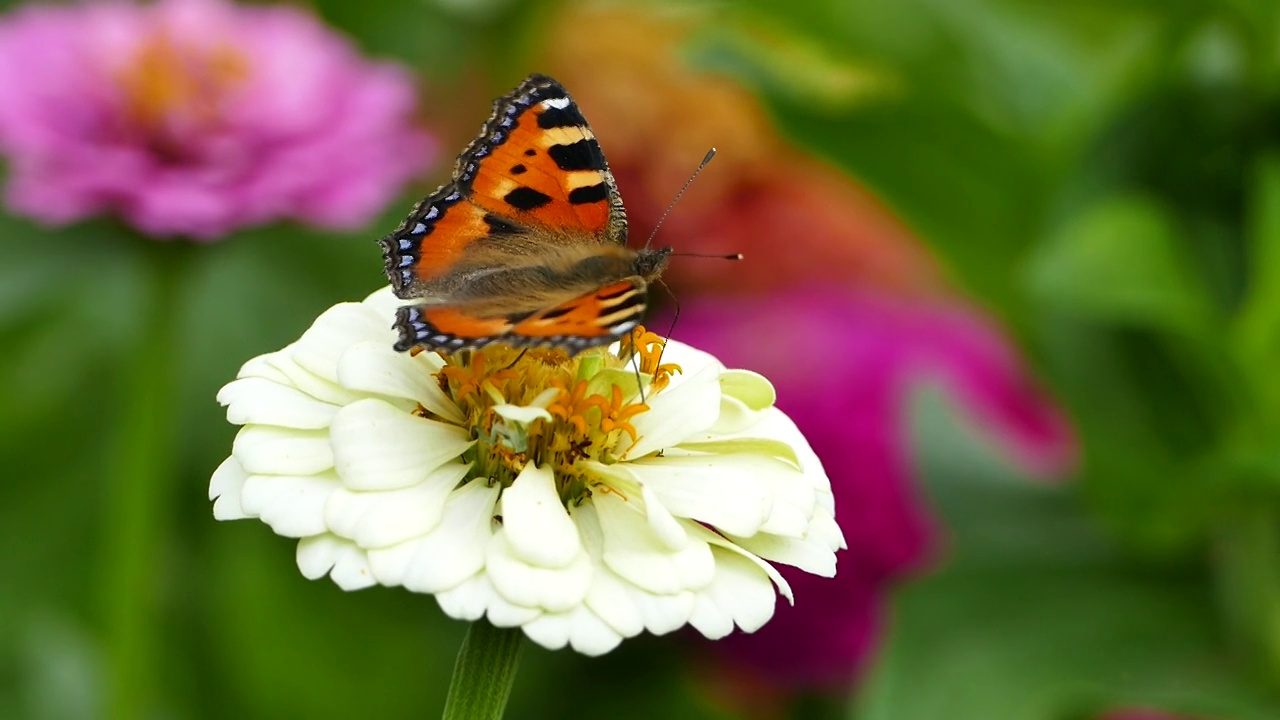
[329,398,474,491]
[673,436,800,467]
[296,535,342,579]
[727,531,837,577]
[746,408,835,497]
[573,504,645,639]
[485,590,543,628]
[707,371,775,436]
[501,463,581,568]
[324,462,470,548]
[596,455,773,538]
[491,403,553,425]
[711,394,762,435]
[580,462,689,549]
[486,530,592,612]
[623,363,722,459]
[632,590,696,635]
[755,464,817,538]
[592,490,714,595]
[425,572,543,628]
[718,369,775,410]
[336,340,461,424]
[209,456,250,520]
[218,377,338,429]
[241,471,340,537]
[435,573,494,621]
[233,426,333,476]
[369,479,500,594]
[235,352,292,384]
[689,524,793,603]
[363,285,409,317]
[291,302,389,383]
[523,606,623,656]
[639,484,688,549]
[295,535,376,590]
[809,506,847,551]
[688,547,777,638]
[265,346,365,407]
[655,339,725,385]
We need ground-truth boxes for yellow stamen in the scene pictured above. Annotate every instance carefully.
[621,327,668,374]
[116,32,250,130]
[433,333,667,501]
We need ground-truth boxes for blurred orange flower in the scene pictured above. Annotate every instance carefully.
[541,4,946,299]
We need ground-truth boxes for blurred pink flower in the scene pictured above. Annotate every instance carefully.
[679,288,1076,693]
[0,0,434,239]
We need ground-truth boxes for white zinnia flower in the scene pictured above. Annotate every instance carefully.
[211,287,845,655]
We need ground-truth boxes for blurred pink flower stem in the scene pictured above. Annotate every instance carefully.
[0,0,434,240]
[679,289,1075,698]
[97,241,193,720]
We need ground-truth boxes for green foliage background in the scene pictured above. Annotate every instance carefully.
[4,0,1280,718]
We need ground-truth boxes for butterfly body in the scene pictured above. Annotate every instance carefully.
[380,74,666,355]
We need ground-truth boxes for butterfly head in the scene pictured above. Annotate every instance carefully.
[634,246,673,280]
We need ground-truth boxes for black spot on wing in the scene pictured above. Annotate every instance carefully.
[446,73,569,191]
[504,186,553,211]
[483,213,523,235]
[568,184,609,205]
[524,148,537,157]
[548,139,604,172]
[537,104,588,129]
[510,164,527,175]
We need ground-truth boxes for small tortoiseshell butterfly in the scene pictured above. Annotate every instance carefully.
[380,73,670,355]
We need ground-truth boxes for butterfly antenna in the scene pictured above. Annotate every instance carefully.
[654,278,680,375]
[630,347,646,403]
[643,148,717,250]
[502,348,529,371]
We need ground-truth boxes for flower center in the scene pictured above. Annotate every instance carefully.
[116,31,250,142]
[422,328,681,504]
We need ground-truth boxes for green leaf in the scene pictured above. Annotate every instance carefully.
[1026,195,1215,337]
[1231,156,1280,424]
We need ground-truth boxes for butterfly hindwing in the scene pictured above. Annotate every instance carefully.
[393,277,649,354]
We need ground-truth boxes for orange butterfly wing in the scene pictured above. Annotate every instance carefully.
[393,278,649,353]
[380,74,626,297]
[379,74,654,355]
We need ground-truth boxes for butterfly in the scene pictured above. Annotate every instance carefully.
[379,73,671,355]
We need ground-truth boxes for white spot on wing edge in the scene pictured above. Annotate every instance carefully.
[542,97,571,110]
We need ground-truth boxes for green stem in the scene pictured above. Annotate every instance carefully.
[442,621,524,720]
[100,241,189,719]
[1214,504,1280,686]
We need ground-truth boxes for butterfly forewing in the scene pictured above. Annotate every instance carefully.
[379,74,654,356]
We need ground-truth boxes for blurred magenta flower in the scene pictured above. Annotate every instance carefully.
[0,0,434,239]
[542,2,1076,700]
[678,289,1076,692]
